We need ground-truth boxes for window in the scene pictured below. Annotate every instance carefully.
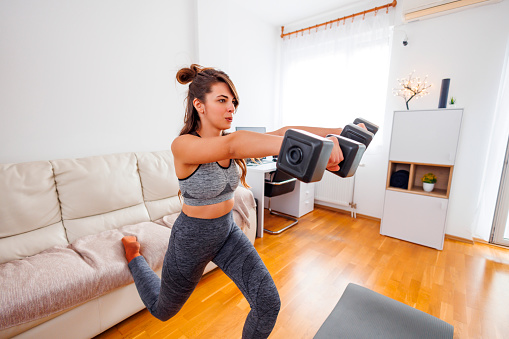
[278,11,393,149]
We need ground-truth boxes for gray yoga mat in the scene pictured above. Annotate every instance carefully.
[314,283,453,339]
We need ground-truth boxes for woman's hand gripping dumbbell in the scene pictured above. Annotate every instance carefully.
[326,118,378,178]
[276,118,378,182]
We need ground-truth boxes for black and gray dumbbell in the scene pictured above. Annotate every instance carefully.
[353,118,379,135]
[276,129,334,183]
[327,118,379,178]
[276,118,378,182]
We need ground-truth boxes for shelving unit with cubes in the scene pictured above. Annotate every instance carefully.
[386,161,454,199]
[381,109,463,250]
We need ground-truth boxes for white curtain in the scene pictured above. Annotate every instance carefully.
[278,10,393,149]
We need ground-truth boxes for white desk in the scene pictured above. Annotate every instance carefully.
[246,162,315,237]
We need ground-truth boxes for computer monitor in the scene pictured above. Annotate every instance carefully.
[235,126,266,133]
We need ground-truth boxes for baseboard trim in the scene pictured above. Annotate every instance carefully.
[315,205,504,248]
[472,237,509,249]
[443,234,507,248]
[314,204,381,222]
[444,234,474,244]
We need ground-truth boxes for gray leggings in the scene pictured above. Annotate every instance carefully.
[128,211,280,339]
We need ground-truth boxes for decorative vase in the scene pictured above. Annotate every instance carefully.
[449,103,456,109]
[423,182,435,192]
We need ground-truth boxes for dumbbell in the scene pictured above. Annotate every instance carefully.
[327,118,378,178]
[275,128,362,182]
[276,129,333,183]
[276,118,378,182]
[325,135,365,178]
[353,118,379,136]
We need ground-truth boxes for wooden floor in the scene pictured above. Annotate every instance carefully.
[95,206,509,339]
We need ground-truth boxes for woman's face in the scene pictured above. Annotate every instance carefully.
[197,82,237,132]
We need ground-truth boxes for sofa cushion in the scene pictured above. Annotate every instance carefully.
[63,203,150,243]
[144,196,182,222]
[136,151,179,201]
[136,151,182,220]
[0,221,170,330]
[0,161,67,264]
[51,153,150,242]
[0,161,62,237]
[0,222,68,265]
[51,153,145,220]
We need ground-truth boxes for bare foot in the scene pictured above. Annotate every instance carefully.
[122,236,141,263]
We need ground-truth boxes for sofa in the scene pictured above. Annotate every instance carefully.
[0,150,257,339]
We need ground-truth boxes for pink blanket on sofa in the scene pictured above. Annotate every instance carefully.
[0,222,170,330]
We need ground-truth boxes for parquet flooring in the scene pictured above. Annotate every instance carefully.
[95,206,509,338]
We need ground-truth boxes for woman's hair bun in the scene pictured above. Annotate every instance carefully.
[176,64,205,84]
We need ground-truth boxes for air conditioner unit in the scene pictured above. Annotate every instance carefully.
[404,0,501,22]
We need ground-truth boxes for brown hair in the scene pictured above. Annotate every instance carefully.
[176,64,249,188]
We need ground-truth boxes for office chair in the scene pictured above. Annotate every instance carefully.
[264,169,298,234]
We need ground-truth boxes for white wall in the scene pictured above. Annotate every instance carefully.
[382,0,509,240]
[0,0,196,164]
[196,0,279,132]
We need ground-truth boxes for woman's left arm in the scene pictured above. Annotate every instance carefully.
[266,126,342,137]
[266,123,367,137]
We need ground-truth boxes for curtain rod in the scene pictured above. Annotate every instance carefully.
[281,0,397,39]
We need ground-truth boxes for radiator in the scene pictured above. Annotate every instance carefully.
[315,171,357,217]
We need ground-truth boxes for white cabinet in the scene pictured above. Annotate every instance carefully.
[380,109,462,250]
[246,162,316,237]
[382,190,449,249]
[268,181,315,218]
[389,110,462,165]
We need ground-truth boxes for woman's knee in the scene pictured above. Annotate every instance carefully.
[150,305,180,322]
[152,311,173,322]
[266,290,281,316]
[251,288,280,336]
[256,276,281,316]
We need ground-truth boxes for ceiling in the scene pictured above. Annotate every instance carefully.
[233,0,368,26]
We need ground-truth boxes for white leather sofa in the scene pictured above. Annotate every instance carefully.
[0,150,257,339]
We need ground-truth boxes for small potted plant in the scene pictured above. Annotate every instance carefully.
[449,96,456,108]
[422,172,437,192]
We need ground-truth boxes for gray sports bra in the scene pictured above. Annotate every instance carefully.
[178,133,240,206]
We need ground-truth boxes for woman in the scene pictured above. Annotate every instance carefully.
[122,64,346,339]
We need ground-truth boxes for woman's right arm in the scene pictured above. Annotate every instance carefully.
[171,131,283,166]
[172,130,343,172]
